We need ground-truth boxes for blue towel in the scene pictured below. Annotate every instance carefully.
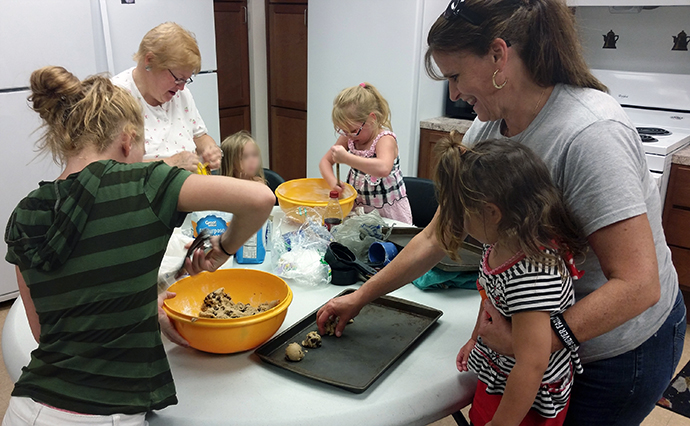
[412,267,478,290]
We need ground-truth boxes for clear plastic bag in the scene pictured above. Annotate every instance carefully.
[270,207,333,286]
[330,207,391,259]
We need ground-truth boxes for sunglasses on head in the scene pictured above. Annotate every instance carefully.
[441,0,512,46]
[442,0,484,25]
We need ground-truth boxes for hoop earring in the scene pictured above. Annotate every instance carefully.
[145,66,151,72]
[492,69,507,89]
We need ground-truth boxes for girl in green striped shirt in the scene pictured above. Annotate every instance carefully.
[3,66,275,425]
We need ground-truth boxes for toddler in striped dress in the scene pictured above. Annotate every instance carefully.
[433,134,587,426]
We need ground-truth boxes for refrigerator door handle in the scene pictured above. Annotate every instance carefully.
[99,0,115,75]
[243,6,248,24]
[304,8,307,27]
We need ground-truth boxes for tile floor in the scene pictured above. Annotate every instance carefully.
[0,300,688,425]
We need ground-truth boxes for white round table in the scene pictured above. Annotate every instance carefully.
[3,208,480,426]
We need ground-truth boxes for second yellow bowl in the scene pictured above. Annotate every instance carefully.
[275,178,357,222]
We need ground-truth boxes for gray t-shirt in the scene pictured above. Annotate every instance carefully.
[463,83,678,363]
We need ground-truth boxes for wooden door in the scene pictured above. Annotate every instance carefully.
[270,106,307,181]
[267,3,307,110]
[214,1,251,110]
[219,106,251,140]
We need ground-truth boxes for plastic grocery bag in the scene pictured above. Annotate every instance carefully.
[271,207,333,286]
[330,207,390,260]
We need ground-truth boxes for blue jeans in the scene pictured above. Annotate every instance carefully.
[564,289,686,426]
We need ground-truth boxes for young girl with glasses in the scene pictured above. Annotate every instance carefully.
[319,82,412,224]
[434,133,587,426]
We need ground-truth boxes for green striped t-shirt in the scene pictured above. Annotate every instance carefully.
[4,160,191,415]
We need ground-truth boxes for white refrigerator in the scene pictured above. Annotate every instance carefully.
[0,0,219,301]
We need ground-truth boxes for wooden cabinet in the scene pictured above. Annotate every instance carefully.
[267,4,307,110]
[266,1,307,179]
[215,1,250,109]
[214,0,251,140]
[418,128,459,180]
[662,163,690,322]
[270,107,307,181]
[219,106,251,139]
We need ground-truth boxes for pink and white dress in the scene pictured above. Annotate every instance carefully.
[346,131,413,224]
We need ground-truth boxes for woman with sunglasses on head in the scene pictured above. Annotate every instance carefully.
[112,22,222,173]
[319,82,413,224]
[317,1,684,425]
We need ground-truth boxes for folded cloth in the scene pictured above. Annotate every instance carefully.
[412,267,478,290]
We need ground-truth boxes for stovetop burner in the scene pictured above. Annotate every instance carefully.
[639,134,658,143]
[637,127,672,136]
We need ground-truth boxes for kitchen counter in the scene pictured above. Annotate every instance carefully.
[3,207,480,426]
[673,145,690,166]
[420,116,474,134]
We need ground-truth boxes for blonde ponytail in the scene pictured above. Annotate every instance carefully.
[332,82,393,134]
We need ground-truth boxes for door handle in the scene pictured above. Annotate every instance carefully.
[304,8,307,27]
[243,6,248,24]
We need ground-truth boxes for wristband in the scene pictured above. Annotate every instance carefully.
[219,238,234,257]
[551,313,580,352]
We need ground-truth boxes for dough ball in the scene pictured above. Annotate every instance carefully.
[323,317,354,336]
[324,317,337,336]
[302,331,322,348]
[285,342,305,362]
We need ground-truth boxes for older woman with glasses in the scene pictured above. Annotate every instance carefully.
[113,22,222,172]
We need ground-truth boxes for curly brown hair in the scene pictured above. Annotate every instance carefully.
[434,132,587,274]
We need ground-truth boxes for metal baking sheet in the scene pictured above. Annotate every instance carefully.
[254,289,443,393]
[384,227,482,272]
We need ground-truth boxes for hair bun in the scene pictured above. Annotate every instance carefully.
[448,130,465,146]
[29,66,82,122]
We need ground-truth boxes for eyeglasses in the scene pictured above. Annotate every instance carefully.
[336,120,367,138]
[168,69,193,85]
[442,0,484,26]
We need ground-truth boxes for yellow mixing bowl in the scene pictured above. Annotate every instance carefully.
[275,178,357,222]
[163,269,293,354]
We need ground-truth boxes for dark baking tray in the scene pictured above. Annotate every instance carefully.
[254,288,443,393]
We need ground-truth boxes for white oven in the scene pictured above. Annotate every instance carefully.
[591,69,690,206]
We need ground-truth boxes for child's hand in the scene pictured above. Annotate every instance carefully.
[330,145,349,164]
[456,338,476,372]
[158,292,190,348]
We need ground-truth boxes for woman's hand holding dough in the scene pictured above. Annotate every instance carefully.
[316,292,363,337]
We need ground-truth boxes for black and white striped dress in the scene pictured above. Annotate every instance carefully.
[467,245,583,418]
